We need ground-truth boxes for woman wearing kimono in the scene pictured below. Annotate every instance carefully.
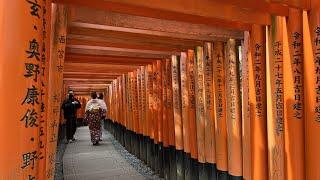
[84,92,106,145]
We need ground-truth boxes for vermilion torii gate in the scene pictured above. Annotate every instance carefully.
[1,0,320,179]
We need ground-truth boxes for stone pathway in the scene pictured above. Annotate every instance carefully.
[63,127,147,180]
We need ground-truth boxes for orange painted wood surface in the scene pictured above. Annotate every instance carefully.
[156,60,163,143]
[213,42,228,171]
[225,39,243,176]
[146,64,154,139]
[203,42,216,164]
[46,4,68,179]
[152,62,159,143]
[195,46,206,163]
[162,59,169,147]
[187,50,198,159]
[241,31,251,180]
[250,25,268,180]
[172,55,184,150]
[304,4,320,179]
[180,52,190,154]
[166,59,176,147]
[284,8,305,180]
[267,16,285,180]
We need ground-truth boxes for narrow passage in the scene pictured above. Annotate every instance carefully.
[63,127,147,180]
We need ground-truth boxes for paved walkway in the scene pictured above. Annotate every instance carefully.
[63,126,147,180]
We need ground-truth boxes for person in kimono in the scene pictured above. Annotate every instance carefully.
[61,90,81,143]
[84,92,106,145]
[98,93,107,141]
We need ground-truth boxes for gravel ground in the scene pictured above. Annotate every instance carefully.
[103,129,164,180]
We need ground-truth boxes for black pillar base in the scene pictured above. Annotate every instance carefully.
[158,143,164,178]
[217,170,228,180]
[198,162,208,180]
[154,143,160,174]
[176,149,185,180]
[163,146,170,180]
[229,175,243,180]
[169,146,177,180]
[184,153,191,180]
[190,157,199,180]
[206,163,217,180]
[150,139,155,171]
[146,137,151,167]
[144,136,148,164]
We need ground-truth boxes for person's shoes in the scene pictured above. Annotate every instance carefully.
[93,141,99,146]
[99,138,102,141]
[68,139,73,143]
[72,138,76,142]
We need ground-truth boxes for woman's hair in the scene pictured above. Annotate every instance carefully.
[91,91,97,99]
[98,93,104,100]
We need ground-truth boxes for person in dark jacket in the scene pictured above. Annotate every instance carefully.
[61,90,81,143]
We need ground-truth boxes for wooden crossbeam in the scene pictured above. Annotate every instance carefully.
[65,53,156,65]
[67,38,188,53]
[69,7,244,40]
[68,26,203,48]
[66,47,171,59]
[53,0,260,30]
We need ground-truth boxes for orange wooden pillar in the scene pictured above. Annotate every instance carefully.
[249,25,268,180]
[195,46,207,178]
[284,8,305,180]
[46,4,68,179]
[157,60,164,176]
[187,50,199,179]
[212,42,228,178]
[180,52,192,178]
[140,66,148,163]
[152,62,159,148]
[146,64,155,168]
[203,42,217,178]
[171,55,184,179]
[165,58,177,179]
[266,16,285,180]
[180,52,190,156]
[225,39,243,178]
[304,2,320,178]
[162,59,171,179]
[0,0,51,179]
[241,31,251,180]
[166,59,176,149]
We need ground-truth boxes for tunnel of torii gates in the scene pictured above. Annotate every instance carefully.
[1,0,320,180]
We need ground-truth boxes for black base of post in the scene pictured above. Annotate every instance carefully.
[144,136,148,164]
[158,143,164,178]
[139,134,143,160]
[206,163,217,180]
[217,170,228,180]
[184,153,191,180]
[135,133,140,158]
[190,157,199,180]
[229,175,243,180]
[169,146,177,180]
[150,139,155,171]
[176,149,185,180]
[154,143,159,174]
[163,146,170,180]
[146,137,151,167]
[130,131,135,154]
[198,162,208,180]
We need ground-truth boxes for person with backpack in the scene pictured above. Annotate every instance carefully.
[84,92,107,145]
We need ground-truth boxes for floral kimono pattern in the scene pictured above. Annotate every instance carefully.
[85,108,105,144]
